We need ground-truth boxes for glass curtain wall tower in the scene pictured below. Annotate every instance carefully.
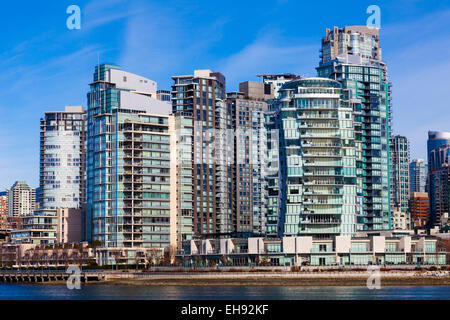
[317,26,392,231]
[86,64,172,253]
[40,106,86,209]
[410,159,428,193]
[427,131,450,227]
[389,135,410,213]
[266,78,359,239]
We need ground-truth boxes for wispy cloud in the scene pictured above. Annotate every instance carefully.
[382,9,450,159]
[216,32,317,90]
[119,2,228,88]
[83,0,142,30]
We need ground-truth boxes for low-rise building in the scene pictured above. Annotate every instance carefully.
[10,208,82,245]
[176,233,448,266]
[0,242,94,267]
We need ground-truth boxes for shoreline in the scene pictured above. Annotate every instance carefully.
[98,277,450,287]
[5,272,450,287]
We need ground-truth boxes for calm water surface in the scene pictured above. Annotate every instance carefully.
[1,284,450,300]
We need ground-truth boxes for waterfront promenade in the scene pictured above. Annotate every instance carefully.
[1,267,450,286]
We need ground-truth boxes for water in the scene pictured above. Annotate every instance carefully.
[1,284,449,300]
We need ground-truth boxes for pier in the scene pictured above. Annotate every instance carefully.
[0,270,105,283]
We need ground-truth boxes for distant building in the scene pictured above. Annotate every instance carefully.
[238,81,274,101]
[429,148,450,228]
[257,74,299,99]
[389,135,410,226]
[7,181,35,217]
[410,159,428,193]
[409,192,429,228]
[427,131,450,171]
[0,196,7,229]
[391,208,408,230]
[40,106,86,209]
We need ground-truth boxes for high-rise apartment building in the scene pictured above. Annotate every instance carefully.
[171,70,232,238]
[410,159,428,193]
[171,114,195,248]
[428,144,450,227]
[86,64,173,257]
[317,26,392,231]
[40,106,86,209]
[427,132,450,228]
[427,131,450,171]
[265,77,359,239]
[226,90,268,236]
[409,192,429,228]
[389,135,410,214]
[7,181,36,217]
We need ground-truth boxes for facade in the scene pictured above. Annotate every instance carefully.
[409,192,429,228]
[6,217,23,230]
[389,136,410,224]
[10,208,82,245]
[7,181,36,217]
[265,77,359,239]
[0,242,94,268]
[391,208,408,230]
[427,131,450,171]
[40,106,86,209]
[389,135,411,230]
[239,81,273,101]
[171,114,195,249]
[157,90,171,102]
[177,233,447,266]
[257,74,299,99]
[410,159,428,193]
[171,70,231,237]
[0,196,6,229]
[429,153,450,228]
[86,64,173,254]
[317,26,392,231]
[226,91,268,236]
[10,209,58,245]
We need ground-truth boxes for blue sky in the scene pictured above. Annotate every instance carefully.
[1,0,450,190]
